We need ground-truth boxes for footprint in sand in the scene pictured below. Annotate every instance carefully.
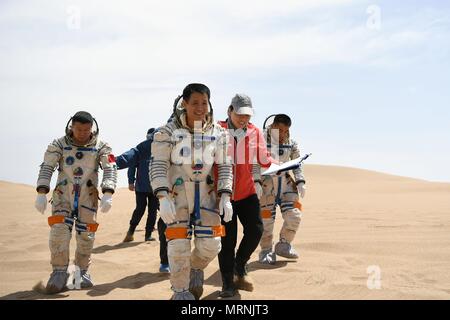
[303,242,342,253]
[305,274,326,286]
[414,273,438,284]
[344,257,364,267]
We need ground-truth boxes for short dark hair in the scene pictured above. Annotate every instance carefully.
[72,111,93,124]
[273,114,292,127]
[182,83,211,102]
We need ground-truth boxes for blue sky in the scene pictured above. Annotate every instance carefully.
[0,0,449,186]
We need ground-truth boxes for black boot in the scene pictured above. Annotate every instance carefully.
[234,263,254,292]
[123,226,135,243]
[219,272,236,298]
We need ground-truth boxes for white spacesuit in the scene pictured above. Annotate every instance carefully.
[35,114,117,293]
[151,101,233,300]
[255,122,306,264]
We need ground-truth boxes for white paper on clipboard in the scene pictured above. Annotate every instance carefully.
[261,153,312,176]
[261,157,302,176]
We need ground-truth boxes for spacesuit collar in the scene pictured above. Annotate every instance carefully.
[178,110,213,133]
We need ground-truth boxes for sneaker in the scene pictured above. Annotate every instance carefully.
[145,235,156,242]
[159,263,170,273]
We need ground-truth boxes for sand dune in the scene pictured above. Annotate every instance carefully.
[1,164,450,300]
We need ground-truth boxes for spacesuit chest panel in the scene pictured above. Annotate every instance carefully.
[59,143,99,186]
[268,143,293,163]
[170,127,217,184]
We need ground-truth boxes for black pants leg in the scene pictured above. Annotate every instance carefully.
[158,217,168,265]
[145,193,159,238]
[235,194,263,270]
[219,194,263,275]
[218,204,238,274]
[129,191,147,232]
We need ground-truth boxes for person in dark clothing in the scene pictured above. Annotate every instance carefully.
[219,193,262,295]
[115,128,169,273]
[217,94,276,297]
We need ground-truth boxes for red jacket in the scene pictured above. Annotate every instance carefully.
[217,120,274,201]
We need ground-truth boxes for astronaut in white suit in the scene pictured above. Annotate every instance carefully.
[35,111,117,293]
[254,114,306,265]
[151,84,234,300]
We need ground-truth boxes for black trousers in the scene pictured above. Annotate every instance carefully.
[129,191,158,237]
[218,194,263,275]
[129,192,168,264]
[158,217,168,265]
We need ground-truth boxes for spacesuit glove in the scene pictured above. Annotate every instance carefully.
[219,193,233,223]
[35,194,47,214]
[297,182,306,198]
[100,192,113,213]
[158,192,176,224]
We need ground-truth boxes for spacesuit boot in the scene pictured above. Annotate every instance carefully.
[259,249,276,265]
[80,269,94,288]
[171,289,196,300]
[275,239,299,259]
[189,268,204,300]
[46,267,69,294]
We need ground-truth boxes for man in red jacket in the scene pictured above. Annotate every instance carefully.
[217,94,276,298]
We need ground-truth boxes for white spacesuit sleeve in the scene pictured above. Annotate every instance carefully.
[291,139,306,184]
[150,127,173,196]
[252,164,262,183]
[252,129,265,183]
[214,128,233,195]
[98,141,118,194]
[36,138,64,193]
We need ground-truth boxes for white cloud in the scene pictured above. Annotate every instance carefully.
[2,0,437,84]
[2,0,447,95]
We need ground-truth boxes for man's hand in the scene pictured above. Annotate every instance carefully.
[100,192,113,213]
[35,193,47,214]
[219,193,233,223]
[128,184,135,191]
[158,192,176,224]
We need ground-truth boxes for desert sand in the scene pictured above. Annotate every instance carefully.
[1,164,449,300]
